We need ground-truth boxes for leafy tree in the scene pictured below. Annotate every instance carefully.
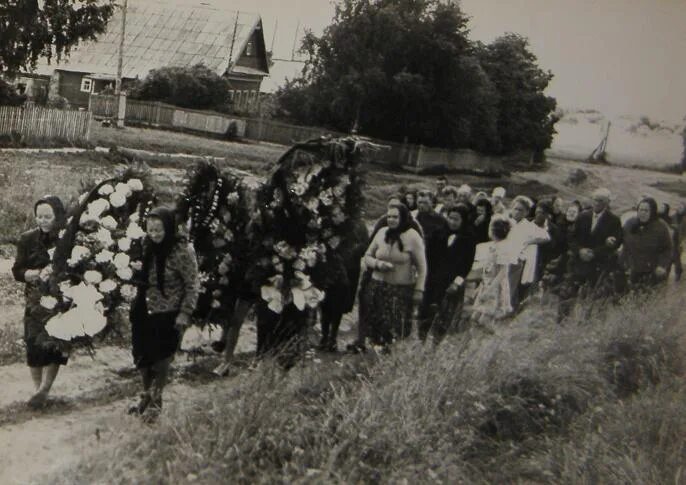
[130,64,232,112]
[0,0,115,74]
[476,34,558,157]
[276,0,501,150]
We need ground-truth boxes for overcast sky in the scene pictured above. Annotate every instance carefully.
[211,0,685,122]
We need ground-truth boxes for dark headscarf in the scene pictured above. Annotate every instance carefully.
[631,197,658,234]
[142,206,179,296]
[385,202,412,251]
[34,195,67,244]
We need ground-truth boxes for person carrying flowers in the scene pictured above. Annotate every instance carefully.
[12,195,68,408]
[128,206,199,421]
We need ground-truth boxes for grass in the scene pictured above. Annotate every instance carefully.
[45,288,685,484]
[652,180,686,198]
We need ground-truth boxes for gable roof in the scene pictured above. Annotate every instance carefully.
[32,0,267,79]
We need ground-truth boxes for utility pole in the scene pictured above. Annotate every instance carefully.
[291,20,300,61]
[270,19,278,54]
[115,0,128,128]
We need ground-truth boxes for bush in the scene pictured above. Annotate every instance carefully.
[130,64,232,112]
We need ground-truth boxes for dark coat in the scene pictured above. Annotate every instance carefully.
[12,228,68,367]
[572,209,623,282]
[432,231,476,302]
[621,217,673,277]
[416,210,450,306]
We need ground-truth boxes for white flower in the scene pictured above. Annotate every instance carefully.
[45,312,80,340]
[300,247,319,268]
[39,266,53,282]
[304,198,320,213]
[116,267,133,281]
[40,295,58,310]
[211,299,221,309]
[84,270,103,285]
[98,184,114,196]
[113,252,131,270]
[226,192,240,205]
[115,182,133,197]
[87,198,110,218]
[58,229,66,239]
[117,237,132,252]
[290,182,308,197]
[319,188,334,206]
[69,245,91,264]
[130,260,143,271]
[126,222,145,240]
[120,284,136,302]
[126,178,144,192]
[98,279,117,294]
[82,307,107,337]
[261,285,284,314]
[79,211,99,227]
[328,236,341,249]
[100,215,118,231]
[109,191,127,208]
[95,227,115,248]
[58,280,73,296]
[454,276,465,287]
[63,282,104,306]
[218,262,229,275]
[95,249,114,264]
[333,185,346,198]
[293,259,306,271]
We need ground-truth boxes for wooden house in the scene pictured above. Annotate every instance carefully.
[18,0,269,112]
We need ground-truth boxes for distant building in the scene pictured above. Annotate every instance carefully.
[15,0,269,112]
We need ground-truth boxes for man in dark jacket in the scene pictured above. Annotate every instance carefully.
[414,189,449,340]
[571,188,623,292]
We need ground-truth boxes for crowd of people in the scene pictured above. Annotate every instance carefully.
[12,176,685,419]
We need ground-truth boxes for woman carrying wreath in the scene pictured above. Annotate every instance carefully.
[12,195,68,408]
[363,203,427,347]
[129,206,199,421]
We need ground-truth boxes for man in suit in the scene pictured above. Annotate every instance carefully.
[571,187,623,292]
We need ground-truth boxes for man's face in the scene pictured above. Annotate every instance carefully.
[417,194,433,213]
[457,192,470,204]
[534,206,547,225]
[436,179,446,193]
[592,196,608,214]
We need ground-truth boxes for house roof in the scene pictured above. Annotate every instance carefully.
[260,59,306,94]
[32,0,267,79]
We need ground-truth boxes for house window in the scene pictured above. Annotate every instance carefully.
[245,39,255,56]
[80,77,93,93]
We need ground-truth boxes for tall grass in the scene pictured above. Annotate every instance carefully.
[48,287,685,484]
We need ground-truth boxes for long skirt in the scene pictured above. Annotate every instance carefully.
[132,311,180,369]
[430,286,466,340]
[365,279,413,346]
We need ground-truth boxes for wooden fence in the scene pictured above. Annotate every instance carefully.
[89,94,522,172]
[0,105,91,143]
[89,95,245,137]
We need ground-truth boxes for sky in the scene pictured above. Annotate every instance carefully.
[206,0,685,122]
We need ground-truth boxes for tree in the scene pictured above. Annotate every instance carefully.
[276,0,501,149]
[130,64,232,112]
[476,34,558,157]
[0,0,115,74]
[0,79,27,105]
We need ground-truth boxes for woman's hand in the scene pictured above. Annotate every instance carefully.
[655,266,667,279]
[412,289,424,306]
[174,313,190,333]
[375,260,394,272]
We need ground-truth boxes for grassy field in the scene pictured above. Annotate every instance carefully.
[47,289,686,484]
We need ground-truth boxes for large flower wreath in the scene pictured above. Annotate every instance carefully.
[176,161,258,324]
[39,169,156,344]
[248,136,367,315]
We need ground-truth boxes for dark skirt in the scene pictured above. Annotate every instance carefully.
[365,279,413,346]
[24,299,68,368]
[131,311,180,369]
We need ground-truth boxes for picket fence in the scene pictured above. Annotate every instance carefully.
[0,105,91,143]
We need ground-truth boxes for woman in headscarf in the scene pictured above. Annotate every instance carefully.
[473,198,493,244]
[430,204,476,340]
[363,203,426,347]
[621,197,673,288]
[129,206,199,421]
[12,195,68,408]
